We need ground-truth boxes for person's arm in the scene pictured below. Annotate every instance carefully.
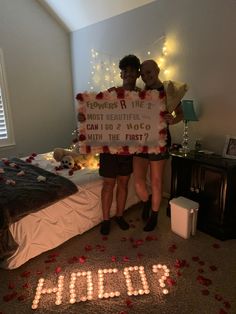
[164,102,183,125]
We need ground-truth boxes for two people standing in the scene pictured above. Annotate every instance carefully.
[99,56,183,235]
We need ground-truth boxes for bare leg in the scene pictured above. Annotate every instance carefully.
[133,156,149,202]
[150,159,166,212]
[114,175,130,230]
[101,177,116,220]
[143,159,166,232]
[116,175,130,216]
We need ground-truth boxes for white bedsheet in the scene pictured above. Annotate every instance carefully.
[2,153,139,269]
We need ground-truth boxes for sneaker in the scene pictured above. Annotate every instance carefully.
[114,216,130,230]
[143,211,159,232]
[100,220,111,235]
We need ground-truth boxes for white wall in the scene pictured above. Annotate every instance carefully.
[0,0,76,158]
[70,0,236,193]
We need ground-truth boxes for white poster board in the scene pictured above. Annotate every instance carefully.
[75,90,167,154]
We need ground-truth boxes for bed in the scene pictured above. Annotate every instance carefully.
[0,153,140,269]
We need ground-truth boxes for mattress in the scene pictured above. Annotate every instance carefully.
[1,153,140,269]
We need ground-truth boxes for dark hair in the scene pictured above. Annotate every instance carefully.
[119,54,140,71]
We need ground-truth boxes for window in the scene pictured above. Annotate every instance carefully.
[0,49,15,148]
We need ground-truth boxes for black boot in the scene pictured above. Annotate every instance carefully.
[114,216,130,230]
[142,195,152,221]
[143,210,158,232]
[100,220,111,235]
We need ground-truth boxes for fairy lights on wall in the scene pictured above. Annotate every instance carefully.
[88,35,173,91]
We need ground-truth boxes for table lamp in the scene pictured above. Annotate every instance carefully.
[180,99,198,154]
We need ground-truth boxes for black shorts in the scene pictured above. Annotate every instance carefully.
[99,153,133,178]
[134,151,169,161]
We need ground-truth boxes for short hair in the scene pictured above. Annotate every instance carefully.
[119,54,140,71]
[141,60,160,74]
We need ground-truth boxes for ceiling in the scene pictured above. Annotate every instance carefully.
[38,0,155,32]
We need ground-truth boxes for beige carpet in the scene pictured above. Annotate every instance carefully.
[0,198,235,314]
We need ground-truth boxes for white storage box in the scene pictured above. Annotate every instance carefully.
[169,196,199,239]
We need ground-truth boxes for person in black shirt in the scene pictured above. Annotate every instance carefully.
[133,59,183,231]
[99,54,141,235]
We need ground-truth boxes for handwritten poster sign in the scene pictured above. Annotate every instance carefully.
[75,90,167,154]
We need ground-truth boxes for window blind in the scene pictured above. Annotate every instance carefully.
[0,48,15,147]
[0,90,8,140]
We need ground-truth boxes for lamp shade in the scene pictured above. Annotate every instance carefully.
[181,100,198,121]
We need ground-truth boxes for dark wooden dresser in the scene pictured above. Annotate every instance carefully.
[168,151,236,240]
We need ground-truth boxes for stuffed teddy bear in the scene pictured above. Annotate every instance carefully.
[53,148,98,169]
[53,148,81,169]
[53,148,80,163]
[61,155,75,169]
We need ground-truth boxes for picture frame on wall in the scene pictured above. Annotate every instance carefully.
[223,135,236,159]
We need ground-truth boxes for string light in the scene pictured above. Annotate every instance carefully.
[88,35,176,90]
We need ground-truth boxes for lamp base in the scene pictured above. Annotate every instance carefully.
[181,120,190,155]
[179,146,190,156]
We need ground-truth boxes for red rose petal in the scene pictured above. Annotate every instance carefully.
[142,146,149,153]
[219,309,227,314]
[174,259,187,268]
[3,291,17,302]
[134,239,144,247]
[166,278,176,286]
[192,256,200,262]
[8,282,15,290]
[18,295,27,301]
[196,275,212,286]
[137,252,144,259]
[176,270,182,276]
[209,265,217,271]
[168,244,177,253]
[21,271,31,278]
[102,145,110,153]
[123,256,129,262]
[44,257,56,263]
[48,252,59,258]
[215,294,223,301]
[96,92,103,99]
[22,283,29,289]
[122,146,129,154]
[223,301,231,309]
[79,134,86,141]
[125,298,133,308]
[76,93,84,101]
[201,289,210,295]
[55,266,62,274]
[139,90,146,99]
[79,256,87,264]
[84,245,93,252]
[111,256,117,262]
[145,235,157,241]
[68,169,74,176]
